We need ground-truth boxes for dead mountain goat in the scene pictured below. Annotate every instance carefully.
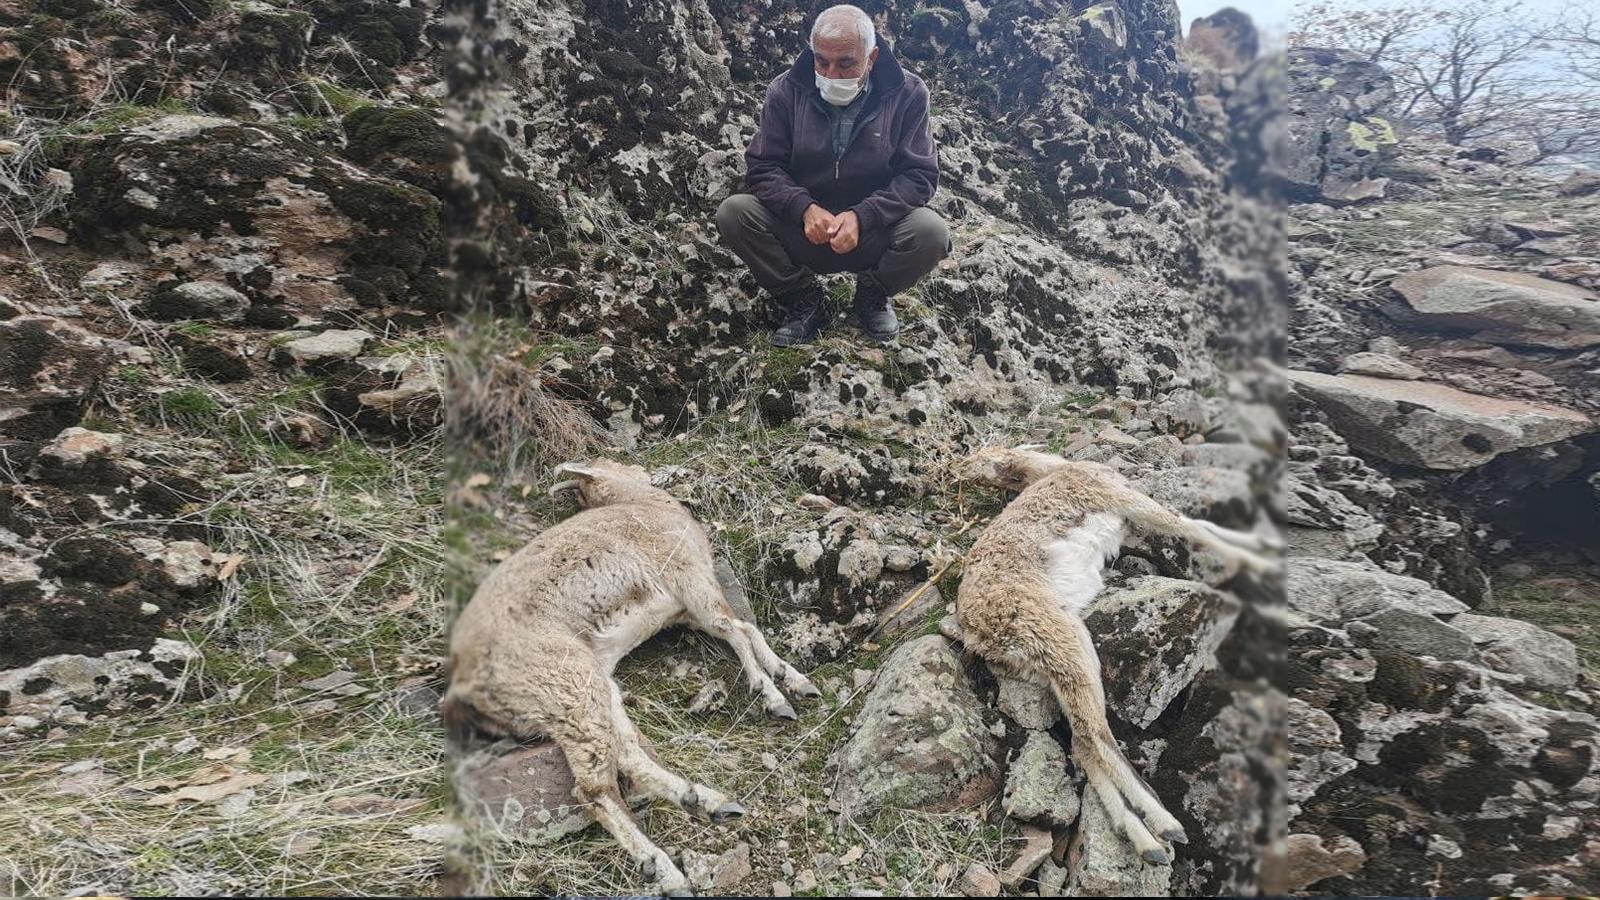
[956,447,1280,864]
[441,459,820,895]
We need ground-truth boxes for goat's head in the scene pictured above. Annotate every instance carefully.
[548,458,661,508]
[957,444,1068,492]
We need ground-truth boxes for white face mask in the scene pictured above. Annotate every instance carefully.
[816,71,865,107]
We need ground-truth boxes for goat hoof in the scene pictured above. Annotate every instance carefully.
[769,702,798,721]
[1161,828,1188,845]
[711,801,747,823]
[1140,847,1171,866]
[792,681,822,699]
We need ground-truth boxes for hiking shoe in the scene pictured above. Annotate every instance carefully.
[852,274,899,343]
[771,281,830,346]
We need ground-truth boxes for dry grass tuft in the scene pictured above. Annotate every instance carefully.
[443,319,603,479]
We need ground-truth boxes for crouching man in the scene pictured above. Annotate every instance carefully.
[716,4,951,346]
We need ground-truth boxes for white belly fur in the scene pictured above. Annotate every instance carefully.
[590,589,686,671]
[1046,512,1126,614]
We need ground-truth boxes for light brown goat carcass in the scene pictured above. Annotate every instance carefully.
[441,459,818,895]
[957,447,1279,864]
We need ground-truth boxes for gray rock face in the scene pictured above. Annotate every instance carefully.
[1066,787,1173,896]
[1450,612,1580,689]
[833,635,1002,818]
[1288,369,1594,470]
[1557,168,1600,196]
[1085,577,1241,728]
[1278,474,1384,557]
[1286,627,1600,895]
[1286,557,1469,622]
[995,674,1060,730]
[1390,266,1600,349]
[1001,731,1081,827]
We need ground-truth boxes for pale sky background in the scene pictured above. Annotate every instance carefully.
[1173,0,1577,48]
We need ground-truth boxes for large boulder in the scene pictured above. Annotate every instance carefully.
[1085,577,1242,728]
[1390,266,1600,350]
[1450,612,1580,690]
[1288,370,1594,470]
[1283,49,1400,203]
[1285,558,1468,622]
[832,635,1002,818]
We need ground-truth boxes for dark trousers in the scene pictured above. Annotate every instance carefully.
[715,193,952,298]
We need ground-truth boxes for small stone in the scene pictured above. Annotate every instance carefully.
[996,675,1059,730]
[797,493,836,511]
[301,670,358,692]
[794,869,817,892]
[277,330,374,369]
[1036,859,1068,897]
[264,651,298,669]
[959,862,1001,897]
[1000,825,1055,888]
[772,881,793,897]
[852,668,874,690]
[1283,833,1366,892]
[685,842,752,892]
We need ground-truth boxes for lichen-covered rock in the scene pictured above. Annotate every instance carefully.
[1001,731,1080,827]
[1277,474,1384,557]
[1285,626,1600,895]
[1449,612,1580,690]
[1283,49,1400,203]
[1085,577,1242,728]
[1288,370,1594,470]
[1155,671,1287,896]
[0,316,112,440]
[63,116,445,318]
[995,674,1059,730]
[0,639,199,738]
[1066,787,1173,896]
[1286,557,1468,623]
[832,635,1001,818]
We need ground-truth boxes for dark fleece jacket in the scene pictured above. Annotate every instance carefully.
[743,41,939,235]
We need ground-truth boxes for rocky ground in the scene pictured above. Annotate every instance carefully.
[1273,47,1600,895]
[0,0,1595,898]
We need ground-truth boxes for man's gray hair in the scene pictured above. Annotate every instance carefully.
[810,4,876,55]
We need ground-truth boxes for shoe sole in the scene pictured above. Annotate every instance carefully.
[770,332,816,347]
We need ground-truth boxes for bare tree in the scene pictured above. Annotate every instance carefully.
[1288,1,1433,64]
[1290,0,1600,162]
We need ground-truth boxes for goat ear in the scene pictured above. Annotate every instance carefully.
[553,461,601,479]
